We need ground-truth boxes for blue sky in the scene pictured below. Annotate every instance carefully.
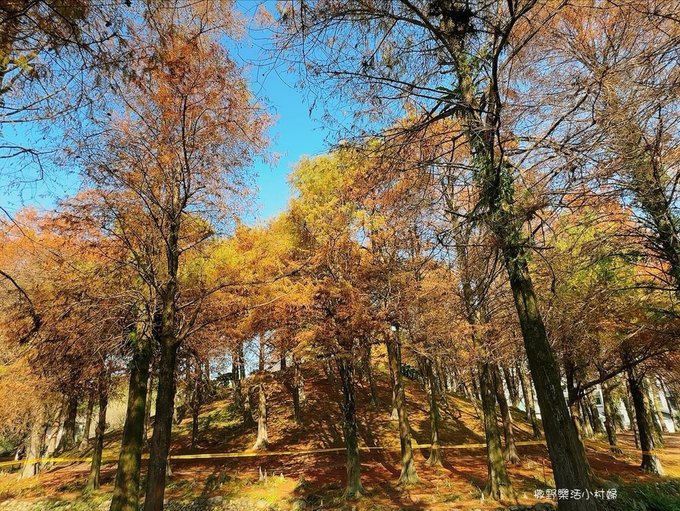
[0,2,330,226]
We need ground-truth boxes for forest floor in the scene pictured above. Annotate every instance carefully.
[1,367,679,510]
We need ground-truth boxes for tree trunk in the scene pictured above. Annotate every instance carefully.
[644,379,665,445]
[252,382,268,450]
[110,337,151,511]
[190,361,203,450]
[79,392,95,450]
[422,356,443,466]
[386,334,419,485]
[585,392,605,435]
[622,384,639,448]
[503,366,520,408]
[87,382,109,490]
[144,371,154,443]
[627,367,664,475]
[492,364,520,464]
[19,410,46,479]
[478,361,514,500]
[292,357,304,423]
[517,362,542,439]
[335,354,364,499]
[143,339,179,511]
[58,395,78,453]
[503,250,595,510]
[646,378,667,439]
[363,345,379,407]
[601,380,622,454]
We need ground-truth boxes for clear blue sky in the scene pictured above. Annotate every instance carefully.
[0,2,329,226]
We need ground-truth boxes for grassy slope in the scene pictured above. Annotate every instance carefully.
[1,363,679,510]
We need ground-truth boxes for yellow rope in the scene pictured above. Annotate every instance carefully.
[0,440,550,469]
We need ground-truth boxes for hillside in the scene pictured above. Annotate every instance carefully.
[1,365,679,511]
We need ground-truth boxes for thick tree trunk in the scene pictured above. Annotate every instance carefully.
[252,382,268,450]
[386,334,419,485]
[492,364,520,464]
[110,336,151,511]
[627,368,664,475]
[335,354,364,499]
[517,362,542,439]
[422,357,443,466]
[479,361,514,500]
[87,382,109,490]
[58,395,78,453]
[503,250,595,510]
[79,392,95,450]
[601,380,622,454]
[143,339,179,511]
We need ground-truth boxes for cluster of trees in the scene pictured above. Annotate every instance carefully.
[1,1,679,511]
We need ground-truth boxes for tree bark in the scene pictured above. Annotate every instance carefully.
[143,339,179,511]
[503,250,595,509]
[87,381,109,490]
[503,366,520,408]
[144,370,154,444]
[585,392,604,435]
[252,382,268,450]
[110,336,151,511]
[19,410,46,479]
[627,367,664,475]
[492,364,520,464]
[292,357,304,423]
[58,395,78,453]
[601,379,622,454]
[517,362,542,439]
[422,356,443,466]
[386,334,419,485]
[335,354,364,499]
[479,361,514,500]
[79,392,95,450]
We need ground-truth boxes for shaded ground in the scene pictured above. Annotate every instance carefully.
[1,363,679,510]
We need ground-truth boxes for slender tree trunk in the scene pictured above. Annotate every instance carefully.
[252,382,268,450]
[517,362,542,439]
[143,339,179,511]
[386,334,419,485]
[190,362,202,450]
[422,357,443,466]
[87,382,109,490]
[335,354,364,499]
[19,411,46,479]
[363,345,379,407]
[58,395,78,453]
[627,367,664,475]
[585,392,604,435]
[492,364,520,464]
[79,392,95,450]
[292,357,304,423]
[110,337,152,511]
[503,366,520,408]
[479,361,514,500]
[144,371,154,443]
[601,380,622,454]
[232,349,242,412]
[503,250,595,509]
[642,377,665,447]
[622,382,640,448]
